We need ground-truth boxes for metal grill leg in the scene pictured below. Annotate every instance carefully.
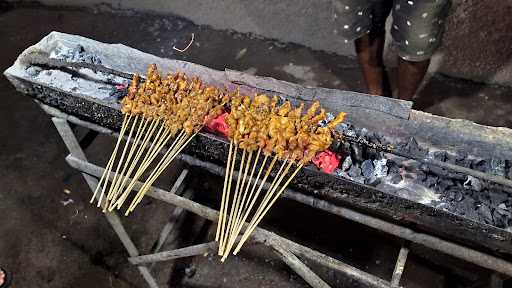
[51,117,159,288]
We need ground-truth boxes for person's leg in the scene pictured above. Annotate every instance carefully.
[354,0,393,96]
[397,57,430,100]
[333,0,390,95]
[355,32,391,96]
[391,0,451,100]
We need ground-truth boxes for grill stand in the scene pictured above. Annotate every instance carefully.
[44,101,508,288]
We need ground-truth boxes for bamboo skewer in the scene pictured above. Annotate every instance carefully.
[108,118,158,208]
[113,125,172,209]
[232,148,260,235]
[216,140,234,242]
[105,116,148,208]
[218,146,238,255]
[221,149,261,260]
[128,129,198,212]
[126,130,192,214]
[220,149,246,255]
[232,160,292,254]
[231,153,270,239]
[104,115,139,209]
[92,113,129,204]
[96,114,133,207]
[222,150,253,259]
[234,163,303,254]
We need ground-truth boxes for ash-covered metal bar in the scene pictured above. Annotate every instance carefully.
[6,32,512,261]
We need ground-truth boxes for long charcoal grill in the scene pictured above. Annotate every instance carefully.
[5,32,512,287]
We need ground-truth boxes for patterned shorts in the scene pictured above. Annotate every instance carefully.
[333,0,451,61]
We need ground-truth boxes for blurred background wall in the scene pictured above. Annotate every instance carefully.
[8,0,512,86]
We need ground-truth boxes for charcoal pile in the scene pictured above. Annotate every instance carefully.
[328,123,512,230]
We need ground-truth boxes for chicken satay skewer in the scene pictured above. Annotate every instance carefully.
[92,113,130,204]
[228,152,270,249]
[104,115,140,209]
[220,149,246,255]
[234,162,303,255]
[105,116,148,208]
[218,146,238,255]
[233,159,293,254]
[222,148,261,260]
[126,129,193,214]
[222,150,253,259]
[231,148,261,238]
[216,140,234,242]
[113,124,172,209]
[108,118,159,208]
[118,129,185,211]
[101,114,137,208]
[128,129,200,213]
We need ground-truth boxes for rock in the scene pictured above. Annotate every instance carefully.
[348,164,362,178]
[373,159,388,178]
[361,160,374,178]
[341,156,352,172]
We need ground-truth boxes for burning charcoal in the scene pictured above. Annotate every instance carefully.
[359,127,369,137]
[429,165,448,177]
[366,176,380,186]
[448,172,466,180]
[341,156,352,172]
[490,159,506,177]
[430,151,446,162]
[414,171,427,183]
[389,173,402,184]
[351,144,364,162]
[455,191,464,202]
[490,191,508,207]
[401,137,428,158]
[492,210,507,228]
[497,203,510,215]
[425,175,438,188]
[438,178,454,192]
[387,160,400,174]
[361,160,374,178]
[353,176,365,184]
[472,159,490,172]
[368,132,382,144]
[477,204,493,225]
[348,164,362,178]
[463,176,483,192]
[456,158,472,168]
[455,150,468,161]
[373,159,388,178]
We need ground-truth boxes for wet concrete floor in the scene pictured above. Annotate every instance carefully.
[1,4,510,288]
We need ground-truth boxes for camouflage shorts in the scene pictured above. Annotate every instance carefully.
[333,0,451,61]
